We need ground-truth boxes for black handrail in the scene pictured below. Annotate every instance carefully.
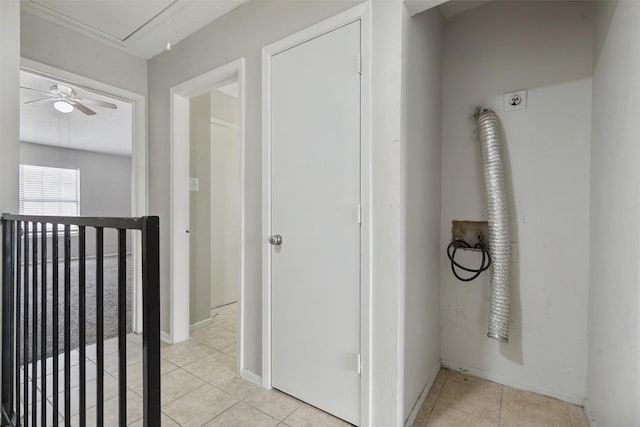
[0,214,160,427]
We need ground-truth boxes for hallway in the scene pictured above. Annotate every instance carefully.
[25,303,352,426]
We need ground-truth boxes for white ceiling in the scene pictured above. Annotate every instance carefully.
[405,0,504,18]
[21,0,246,60]
[438,0,492,18]
[20,71,133,156]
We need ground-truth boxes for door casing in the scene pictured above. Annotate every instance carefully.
[169,59,249,379]
[261,3,372,425]
[19,58,148,334]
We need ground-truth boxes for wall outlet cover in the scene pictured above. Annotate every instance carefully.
[504,89,527,111]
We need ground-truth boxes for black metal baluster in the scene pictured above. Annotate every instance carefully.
[118,229,127,427]
[22,223,29,427]
[52,223,59,426]
[0,213,161,426]
[79,226,87,427]
[15,223,21,425]
[96,227,104,427]
[2,220,15,420]
[141,217,160,427]
[31,222,37,427]
[41,223,47,425]
[64,224,71,427]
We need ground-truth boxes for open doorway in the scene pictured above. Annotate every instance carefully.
[19,59,147,333]
[170,59,246,377]
[209,80,241,327]
[188,79,241,354]
[19,68,136,347]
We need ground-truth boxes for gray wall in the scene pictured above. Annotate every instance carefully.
[401,5,443,423]
[1,1,20,215]
[21,10,147,96]
[587,1,640,424]
[189,90,240,327]
[20,142,132,256]
[440,0,592,402]
[189,93,212,325]
[148,0,358,378]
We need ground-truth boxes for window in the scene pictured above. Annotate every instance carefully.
[19,164,80,221]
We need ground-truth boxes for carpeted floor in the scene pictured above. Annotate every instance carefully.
[18,255,132,362]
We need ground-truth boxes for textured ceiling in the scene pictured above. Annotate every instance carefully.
[20,71,133,157]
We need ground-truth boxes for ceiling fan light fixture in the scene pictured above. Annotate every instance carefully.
[53,100,73,113]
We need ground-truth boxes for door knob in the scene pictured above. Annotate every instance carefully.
[269,234,283,246]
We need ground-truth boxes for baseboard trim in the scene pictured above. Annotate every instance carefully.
[160,331,172,344]
[241,369,263,387]
[583,399,596,426]
[440,359,586,405]
[190,317,214,333]
[404,361,441,427]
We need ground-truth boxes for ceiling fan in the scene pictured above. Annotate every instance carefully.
[20,83,117,116]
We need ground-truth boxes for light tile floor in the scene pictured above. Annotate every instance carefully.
[22,304,589,426]
[22,302,352,426]
[412,369,589,427]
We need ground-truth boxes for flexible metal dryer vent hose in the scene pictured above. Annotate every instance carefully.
[475,108,511,343]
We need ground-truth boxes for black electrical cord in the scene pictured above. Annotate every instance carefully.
[446,236,492,282]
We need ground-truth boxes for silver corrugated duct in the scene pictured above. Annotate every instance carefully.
[475,108,511,343]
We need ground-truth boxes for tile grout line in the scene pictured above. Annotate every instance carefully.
[159,369,209,407]
[567,402,576,427]
[498,384,504,427]
[185,397,239,427]
[240,387,303,421]
[432,370,503,425]
[161,410,183,427]
[424,372,446,426]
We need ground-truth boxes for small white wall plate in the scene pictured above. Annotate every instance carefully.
[504,89,527,111]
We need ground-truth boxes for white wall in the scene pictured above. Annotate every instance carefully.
[20,11,147,96]
[440,1,592,403]
[210,90,239,310]
[148,0,358,379]
[0,0,20,392]
[1,0,20,215]
[370,2,404,425]
[587,1,640,424]
[400,5,442,424]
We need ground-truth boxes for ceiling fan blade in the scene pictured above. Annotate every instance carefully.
[80,98,118,109]
[71,101,96,116]
[20,86,55,96]
[24,97,53,105]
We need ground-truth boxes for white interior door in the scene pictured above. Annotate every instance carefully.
[270,21,361,425]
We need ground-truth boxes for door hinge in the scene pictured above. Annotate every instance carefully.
[357,353,362,375]
[357,54,362,75]
[357,204,362,224]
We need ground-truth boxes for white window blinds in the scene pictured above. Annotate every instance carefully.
[19,164,80,217]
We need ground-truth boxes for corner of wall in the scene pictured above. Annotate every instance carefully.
[400,4,444,422]
[0,0,21,214]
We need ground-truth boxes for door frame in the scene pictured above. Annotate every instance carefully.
[169,58,247,371]
[261,3,372,425]
[19,58,148,333]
